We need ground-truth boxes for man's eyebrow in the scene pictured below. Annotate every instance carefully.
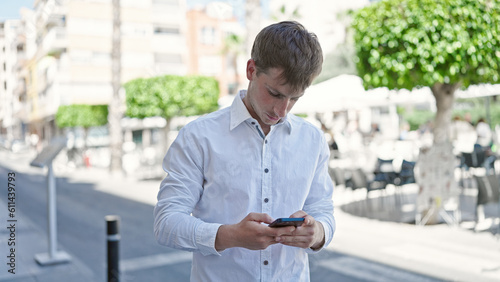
[265,85,304,98]
[265,85,282,95]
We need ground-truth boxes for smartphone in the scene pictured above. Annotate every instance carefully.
[268,218,305,228]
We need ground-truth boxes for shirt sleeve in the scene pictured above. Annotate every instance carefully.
[303,134,336,253]
[153,126,222,256]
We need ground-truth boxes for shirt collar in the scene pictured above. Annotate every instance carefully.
[229,90,293,134]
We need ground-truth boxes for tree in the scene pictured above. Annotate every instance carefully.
[221,33,244,94]
[123,75,219,151]
[245,0,262,57]
[55,104,109,148]
[109,0,123,174]
[271,4,301,22]
[352,0,500,224]
[352,0,499,144]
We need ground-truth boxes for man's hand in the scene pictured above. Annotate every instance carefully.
[274,211,325,250]
[215,213,296,252]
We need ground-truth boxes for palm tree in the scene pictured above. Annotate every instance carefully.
[244,0,261,57]
[109,0,123,174]
[221,33,244,93]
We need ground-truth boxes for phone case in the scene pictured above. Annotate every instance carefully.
[269,218,304,227]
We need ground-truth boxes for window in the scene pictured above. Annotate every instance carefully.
[121,23,149,37]
[153,26,179,35]
[132,130,143,144]
[70,50,111,65]
[151,128,160,144]
[200,26,216,45]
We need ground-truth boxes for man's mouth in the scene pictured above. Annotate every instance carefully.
[267,114,280,122]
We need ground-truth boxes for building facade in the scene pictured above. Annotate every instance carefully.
[1,0,248,150]
[9,0,189,146]
[186,3,245,97]
[0,19,24,142]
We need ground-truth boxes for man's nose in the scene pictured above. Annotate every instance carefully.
[275,99,290,117]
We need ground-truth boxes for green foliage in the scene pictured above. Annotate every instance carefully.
[271,4,301,21]
[222,33,244,54]
[352,0,500,90]
[398,107,435,131]
[453,97,500,126]
[399,97,500,130]
[55,104,108,128]
[124,75,219,120]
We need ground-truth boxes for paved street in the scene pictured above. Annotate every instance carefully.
[0,149,499,281]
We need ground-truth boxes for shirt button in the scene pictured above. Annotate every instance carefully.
[251,122,256,125]
[264,198,269,203]
[263,260,269,265]
[265,140,268,144]
[264,168,269,173]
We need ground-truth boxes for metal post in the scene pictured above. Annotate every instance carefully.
[106,215,120,282]
[47,163,57,257]
[34,162,71,265]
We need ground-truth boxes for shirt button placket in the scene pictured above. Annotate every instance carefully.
[261,137,272,280]
[262,138,271,215]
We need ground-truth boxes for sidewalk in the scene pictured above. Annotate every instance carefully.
[330,194,500,282]
[1,149,500,281]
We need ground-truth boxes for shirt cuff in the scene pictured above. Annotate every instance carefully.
[195,222,223,256]
[306,219,329,254]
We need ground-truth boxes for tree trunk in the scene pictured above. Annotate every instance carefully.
[416,83,461,225]
[431,83,460,145]
[232,54,240,93]
[109,0,123,174]
[162,118,172,156]
[245,0,262,57]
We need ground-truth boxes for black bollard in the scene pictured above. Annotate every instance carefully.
[106,215,120,282]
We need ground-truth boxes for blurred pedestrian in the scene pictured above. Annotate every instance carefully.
[154,21,335,281]
[475,117,492,149]
[450,114,476,154]
[321,123,339,158]
[464,112,473,126]
[29,133,40,153]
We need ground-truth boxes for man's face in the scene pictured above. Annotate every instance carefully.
[242,59,304,134]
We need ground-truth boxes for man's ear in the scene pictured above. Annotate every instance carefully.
[246,59,256,81]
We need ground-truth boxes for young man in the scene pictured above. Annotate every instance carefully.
[154,21,335,281]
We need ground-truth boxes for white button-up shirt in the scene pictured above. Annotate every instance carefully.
[154,91,335,282]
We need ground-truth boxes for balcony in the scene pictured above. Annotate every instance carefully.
[45,13,66,30]
[41,27,67,55]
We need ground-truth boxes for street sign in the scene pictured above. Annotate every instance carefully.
[30,138,67,168]
[30,138,71,265]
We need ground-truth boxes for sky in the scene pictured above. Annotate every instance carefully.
[0,0,34,20]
